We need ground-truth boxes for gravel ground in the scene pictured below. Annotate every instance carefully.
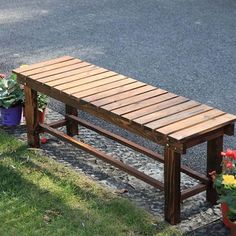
[0,1,235,235]
[0,109,232,235]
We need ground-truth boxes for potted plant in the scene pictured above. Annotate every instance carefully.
[210,149,236,235]
[0,74,24,126]
[37,92,48,123]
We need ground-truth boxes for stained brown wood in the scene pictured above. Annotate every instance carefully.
[13,56,236,226]
[66,114,209,184]
[66,75,129,94]
[110,93,178,115]
[125,100,199,121]
[65,105,78,136]
[83,81,147,102]
[157,109,225,134]
[93,86,161,107]
[125,97,190,121]
[181,184,207,201]
[144,104,212,130]
[170,113,236,141]
[73,78,137,98]
[13,56,74,73]
[40,123,165,190]
[47,69,115,87]
[24,86,40,147]
[164,148,181,224]
[31,63,96,80]
[207,136,223,204]
[22,58,82,76]
[37,62,93,83]
[55,69,116,90]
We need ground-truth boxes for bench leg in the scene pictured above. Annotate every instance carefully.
[24,86,40,147]
[206,136,223,204]
[65,105,78,136]
[164,148,181,224]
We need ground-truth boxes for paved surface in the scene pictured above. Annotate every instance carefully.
[0,0,235,235]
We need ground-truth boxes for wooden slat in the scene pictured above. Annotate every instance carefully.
[170,113,236,141]
[54,69,115,91]
[110,93,178,116]
[46,65,98,86]
[40,123,165,190]
[83,82,147,102]
[54,68,111,90]
[164,148,181,224]
[13,56,74,73]
[130,100,199,123]
[66,114,210,184]
[73,78,137,98]
[93,86,161,107]
[157,109,225,134]
[181,184,207,201]
[31,63,100,80]
[145,104,213,130]
[22,58,83,76]
[37,62,93,83]
[67,75,129,95]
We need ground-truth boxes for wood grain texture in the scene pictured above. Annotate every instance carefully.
[65,105,78,136]
[157,109,225,134]
[83,81,147,102]
[110,93,178,115]
[22,58,82,76]
[37,62,93,83]
[73,78,136,98]
[125,100,198,121]
[206,136,223,204]
[92,86,160,107]
[164,148,181,225]
[13,56,74,73]
[125,97,189,123]
[24,86,40,147]
[170,113,236,141]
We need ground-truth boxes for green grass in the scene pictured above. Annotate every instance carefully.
[0,131,181,236]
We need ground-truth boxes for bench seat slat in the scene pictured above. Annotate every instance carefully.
[22,58,83,76]
[83,81,147,102]
[55,68,110,90]
[110,93,178,115]
[170,113,236,141]
[157,109,225,135]
[144,104,213,129]
[31,63,98,80]
[37,62,93,83]
[13,56,74,73]
[73,79,137,98]
[64,75,127,94]
[132,99,200,125]
[93,87,162,107]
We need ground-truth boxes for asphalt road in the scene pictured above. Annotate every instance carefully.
[0,0,236,172]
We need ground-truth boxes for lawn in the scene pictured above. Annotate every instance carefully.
[0,131,181,236]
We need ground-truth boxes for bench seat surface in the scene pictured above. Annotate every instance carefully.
[13,56,236,152]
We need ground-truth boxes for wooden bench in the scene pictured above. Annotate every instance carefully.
[13,56,236,224]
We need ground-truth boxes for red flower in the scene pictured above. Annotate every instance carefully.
[226,162,233,169]
[0,73,6,79]
[41,137,47,144]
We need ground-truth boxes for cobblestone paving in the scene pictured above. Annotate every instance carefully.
[0,108,231,235]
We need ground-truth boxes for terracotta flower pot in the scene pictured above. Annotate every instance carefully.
[221,203,236,236]
[39,109,46,124]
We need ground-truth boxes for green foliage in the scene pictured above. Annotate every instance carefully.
[37,93,48,112]
[0,131,181,236]
[0,74,24,108]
